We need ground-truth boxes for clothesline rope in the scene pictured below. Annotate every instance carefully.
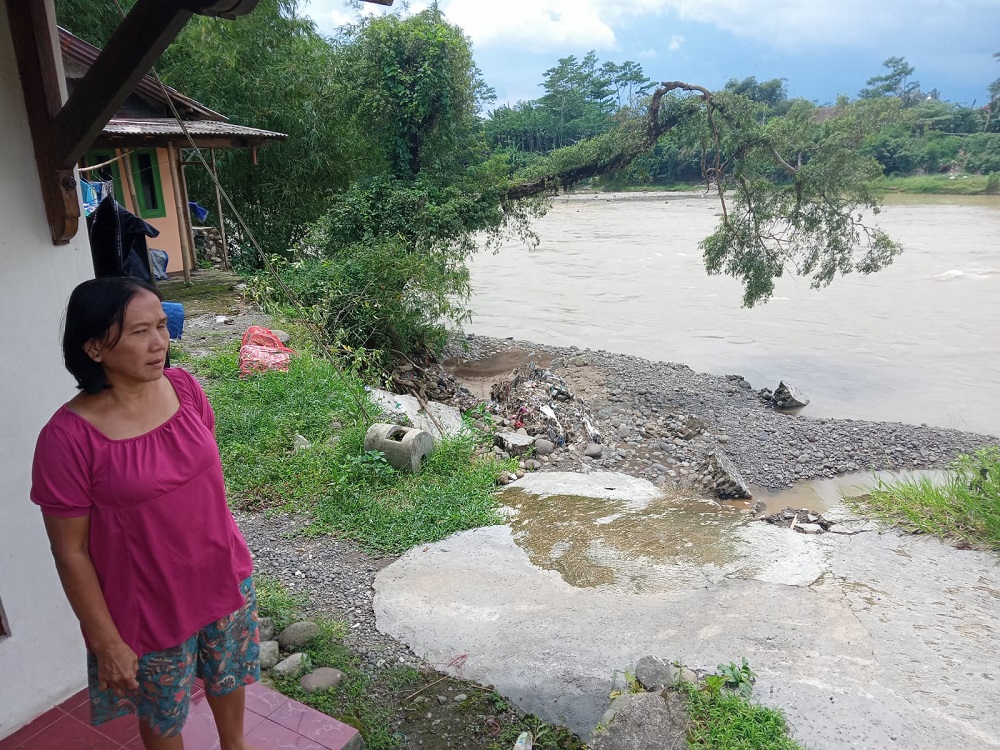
[78,150,133,172]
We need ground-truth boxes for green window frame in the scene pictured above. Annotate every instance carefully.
[83,149,125,205]
[129,149,167,219]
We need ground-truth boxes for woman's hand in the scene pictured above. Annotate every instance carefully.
[42,515,139,693]
[94,640,140,693]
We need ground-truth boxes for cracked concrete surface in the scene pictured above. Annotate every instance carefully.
[374,472,1000,749]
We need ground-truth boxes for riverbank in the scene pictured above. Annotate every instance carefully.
[586,172,999,196]
[444,333,995,493]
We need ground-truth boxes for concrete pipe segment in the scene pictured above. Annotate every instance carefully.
[364,424,435,472]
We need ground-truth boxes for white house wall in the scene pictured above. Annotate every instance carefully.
[0,1,95,736]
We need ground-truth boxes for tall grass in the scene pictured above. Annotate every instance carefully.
[848,446,1000,550]
[875,173,994,195]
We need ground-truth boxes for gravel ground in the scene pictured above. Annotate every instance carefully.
[446,333,996,493]
[235,510,420,670]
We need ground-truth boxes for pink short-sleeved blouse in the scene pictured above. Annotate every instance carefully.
[30,367,254,658]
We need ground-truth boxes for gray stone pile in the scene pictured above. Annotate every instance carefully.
[192,227,227,269]
[257,618,345,693]
[589,657,698,750]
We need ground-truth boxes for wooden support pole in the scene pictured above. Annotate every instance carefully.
[167,142,191,282]
[178,158,197,271]
[210,149,231,270]
[118,148,140,215]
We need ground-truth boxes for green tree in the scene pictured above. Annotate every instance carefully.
[165,0,380,259]
[337,6,491,180]
[986,52,1000,133]
[55,0,137,47]
[859,56,922,106]
[723,76,788,111]
[508,86,903,307]
[539,51,616,148]
[602,60,655,110]
[275,9,539,366]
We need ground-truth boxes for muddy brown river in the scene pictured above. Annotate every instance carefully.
[467,192,1000,436]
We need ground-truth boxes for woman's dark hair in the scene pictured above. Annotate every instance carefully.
[63,277,163,394]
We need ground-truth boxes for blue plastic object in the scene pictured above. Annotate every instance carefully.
[188,201,209,223]
[162,302,185,340]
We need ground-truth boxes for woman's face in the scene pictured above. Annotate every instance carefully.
[87,290,169,387]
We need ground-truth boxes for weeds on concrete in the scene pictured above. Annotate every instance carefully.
[682,683,804,750]
[849,446,1000,551]
[682,661,804,750]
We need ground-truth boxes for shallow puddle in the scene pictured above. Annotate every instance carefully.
[500,468,952,595]
[747,468,949,515]
[502,487,750,594]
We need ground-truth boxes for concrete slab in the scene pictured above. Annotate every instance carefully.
[374,472,1000,749]
[369,389,465,440]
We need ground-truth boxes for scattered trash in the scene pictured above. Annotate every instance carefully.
[238,325,295,376]
[513,731,533,749]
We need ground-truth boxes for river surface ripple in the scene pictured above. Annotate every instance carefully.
[467,192,1000,437]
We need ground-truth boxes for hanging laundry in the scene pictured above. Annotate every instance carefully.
[88,195,160,282]
[80,179,114,217]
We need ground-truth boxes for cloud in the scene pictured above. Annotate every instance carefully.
[444,0,618,51]
[304,0,998,57]
[637,48,659,59]
[643,0,997,51]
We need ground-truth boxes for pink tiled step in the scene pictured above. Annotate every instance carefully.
[0,681,362,750]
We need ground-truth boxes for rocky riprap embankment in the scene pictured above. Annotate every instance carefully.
[444,334,995,495]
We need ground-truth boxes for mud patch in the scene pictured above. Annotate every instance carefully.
[442,349,553,400]
[502,487,750,594]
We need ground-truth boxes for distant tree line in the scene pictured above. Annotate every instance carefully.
[483,52,1000,185]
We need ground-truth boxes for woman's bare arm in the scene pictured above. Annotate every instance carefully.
[43,514,139,691]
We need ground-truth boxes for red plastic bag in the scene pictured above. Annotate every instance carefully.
[238,326,295,376]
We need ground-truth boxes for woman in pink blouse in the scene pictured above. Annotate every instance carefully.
[31,277,259,750]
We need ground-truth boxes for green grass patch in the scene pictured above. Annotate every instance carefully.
[875,173,994,195]
[180,341,512,554]
[254,575,309,631]
[681,683,804,750]
[847,446,1000,551]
